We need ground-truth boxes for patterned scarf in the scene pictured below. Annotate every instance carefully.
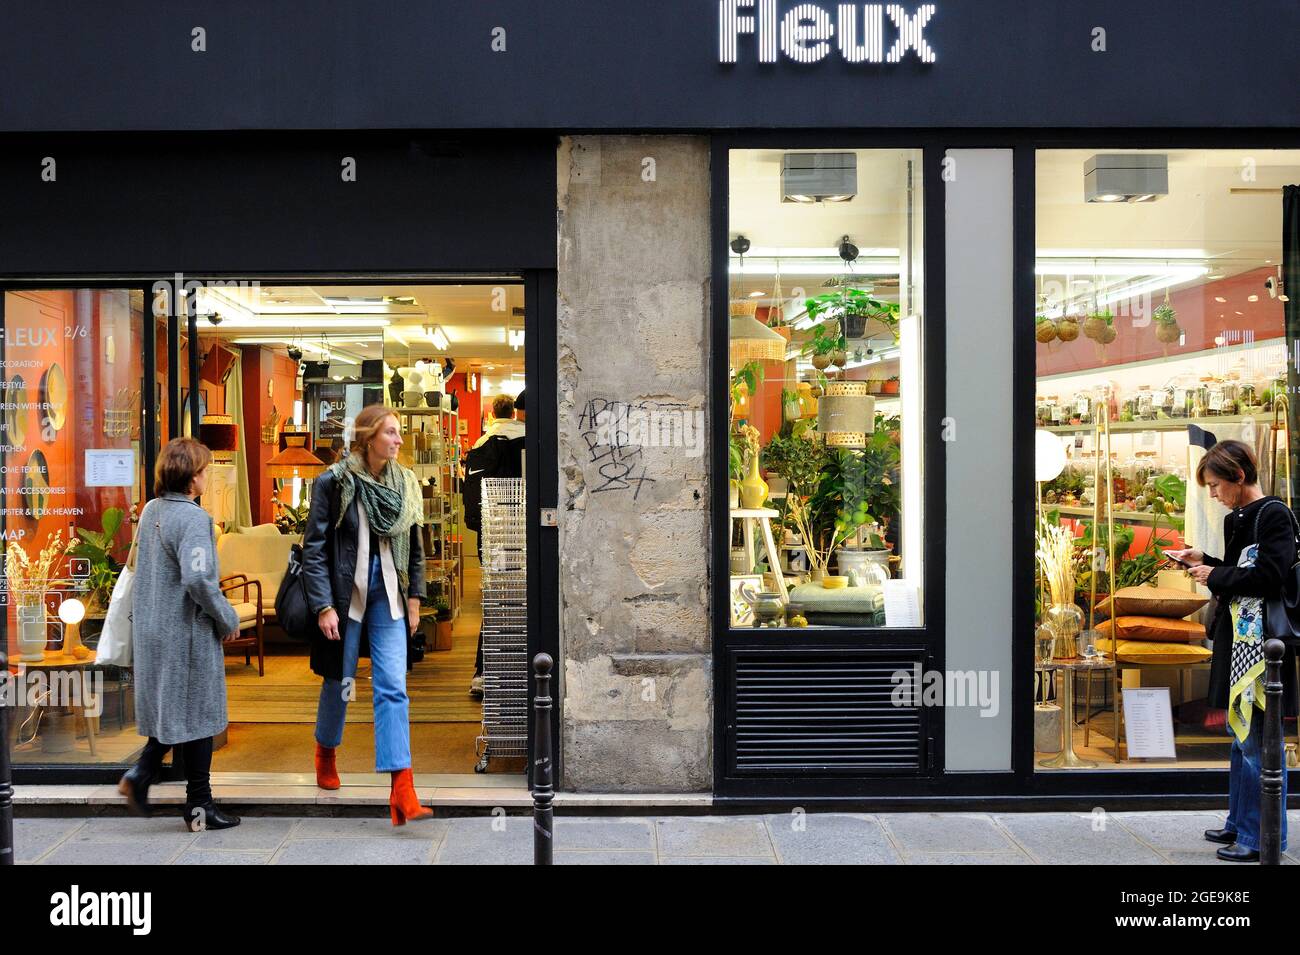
[331,452,423,591]
[1227,543,1267,744]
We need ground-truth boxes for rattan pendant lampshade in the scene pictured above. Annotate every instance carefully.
[266,431,326,479]
[729,300,787,365]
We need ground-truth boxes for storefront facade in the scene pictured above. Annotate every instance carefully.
[2,1,1299,806]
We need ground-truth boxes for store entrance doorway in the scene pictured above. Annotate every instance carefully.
[180,278,535,784]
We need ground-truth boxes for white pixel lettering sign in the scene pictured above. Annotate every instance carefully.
[719,1,935,64]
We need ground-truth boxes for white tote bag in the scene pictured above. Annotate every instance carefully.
[95,502,149,668]
[94,563,135,667]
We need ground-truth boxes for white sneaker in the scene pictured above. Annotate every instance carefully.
[469,675,484,698]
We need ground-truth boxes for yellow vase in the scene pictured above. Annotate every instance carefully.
[740,455,768,509]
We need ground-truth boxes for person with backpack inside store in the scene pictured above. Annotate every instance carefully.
[463,392,525,698]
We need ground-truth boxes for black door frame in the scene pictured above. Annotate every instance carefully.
[3,271,561,786]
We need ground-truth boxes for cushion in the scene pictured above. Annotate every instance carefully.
[1096,615,1206,642]
[1095,585,1207,620]
[788,582,884,615]
[229,601,260,627]
[1097,638,1212,665]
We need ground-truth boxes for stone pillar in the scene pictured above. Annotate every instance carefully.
[556,136,712,792]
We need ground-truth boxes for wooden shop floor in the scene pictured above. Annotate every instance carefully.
[1035,710,1235,771]
[215,560,525,775]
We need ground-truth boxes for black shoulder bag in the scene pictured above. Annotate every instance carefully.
[1254,499,1300,643]
[274,476,339,643]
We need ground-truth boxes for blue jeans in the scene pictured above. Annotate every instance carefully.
[314,554,412,773]
[1225,709,1288,852]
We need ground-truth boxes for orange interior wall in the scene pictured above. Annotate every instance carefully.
[241,346,302,525]
[445,373,481,454]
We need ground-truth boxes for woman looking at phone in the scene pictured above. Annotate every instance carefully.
[1165,439,1296,861]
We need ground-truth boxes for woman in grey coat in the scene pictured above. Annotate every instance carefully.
[117,437,243,831]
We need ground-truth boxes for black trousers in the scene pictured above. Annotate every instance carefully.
[135,735,215,805]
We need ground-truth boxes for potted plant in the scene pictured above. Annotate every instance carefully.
[805,287,900,342]
[432,595,454,651]
[781,388,802,422]
[7,529,66,661]
[65,511,126,649]
[882,376,900,395]
[801,320,841,370]
[1083,307,1117,345]
[1153,299,1182,345]
[274,496,311,535]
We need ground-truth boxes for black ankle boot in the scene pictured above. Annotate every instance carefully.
[1216,843,1259,862]
[182,801,241,832]
[117,766,154,817]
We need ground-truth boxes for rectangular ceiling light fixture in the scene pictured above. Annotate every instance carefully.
[426,325,450,350]
[781,152,857,203]
[1084,154,1169,203]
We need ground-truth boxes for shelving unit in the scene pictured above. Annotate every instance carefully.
[1043,412,1273,436]
[396,405,463,618]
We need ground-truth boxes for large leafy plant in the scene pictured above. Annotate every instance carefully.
[805,287,901,341]
[66,507,125,613]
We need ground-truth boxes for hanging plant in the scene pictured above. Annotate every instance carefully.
[1056,315,1080,342]
[1083,308,1116,344]
[1153,296,1181,345]
[1035,316,1058,343]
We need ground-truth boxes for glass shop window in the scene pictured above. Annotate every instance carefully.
[726,148,925,630]
[1032,148,1300,770]
[2,288,147,764]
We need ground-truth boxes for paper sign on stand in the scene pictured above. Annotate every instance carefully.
[1121,687,1177,759]
[882,580,920,628]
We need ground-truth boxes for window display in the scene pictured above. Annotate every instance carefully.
[1033,148,1300,771]
[727,148,924,630]
[2,289,147,763]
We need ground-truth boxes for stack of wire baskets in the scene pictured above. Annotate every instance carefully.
[474,477,527,772]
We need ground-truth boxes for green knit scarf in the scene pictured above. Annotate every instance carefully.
[331,452,423,591]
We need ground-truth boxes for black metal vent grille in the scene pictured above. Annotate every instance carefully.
[729,650,927,776]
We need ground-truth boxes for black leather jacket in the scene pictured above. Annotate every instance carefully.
[300,467,426,680]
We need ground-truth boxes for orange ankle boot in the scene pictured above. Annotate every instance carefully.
[389,768,433,825]
[315,743,340,791]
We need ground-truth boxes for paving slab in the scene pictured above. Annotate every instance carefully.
[764,813,901,865]
[994,813,1167,865]
[434,816,534,865]
[13,818,85,863]
[655,816,773,858]
[554,850,657,865]
[879,813,1015,854]
[175,849,277,865]
[273,837,436,865]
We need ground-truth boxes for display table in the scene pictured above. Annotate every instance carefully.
[19,654,101,757]
[1038,657,1115,769]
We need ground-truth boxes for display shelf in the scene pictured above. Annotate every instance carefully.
[399,405,463,618]
[1036,336,1286,385]
[1051,504,1184,523]
[1043,413,1273,436]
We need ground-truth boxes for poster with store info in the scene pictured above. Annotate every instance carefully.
[1121,687,1177,759]
[85,449,135,487]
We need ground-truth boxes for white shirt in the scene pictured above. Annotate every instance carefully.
[349,502,404,623]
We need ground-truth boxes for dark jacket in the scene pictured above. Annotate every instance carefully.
[300,467,427,681]
[1202,495,1299,717]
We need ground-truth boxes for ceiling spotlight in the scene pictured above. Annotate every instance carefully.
[1083,154,1168,203]
[838,236,859,263]
[782,152,857,203]
[287,344,303,362]
[205,312,223,326]
[730,235,751,257]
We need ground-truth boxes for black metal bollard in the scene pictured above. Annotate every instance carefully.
[532,652,554,866]
[1260,639,1286,866]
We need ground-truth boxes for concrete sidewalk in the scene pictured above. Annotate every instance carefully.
[14,811,1300,865]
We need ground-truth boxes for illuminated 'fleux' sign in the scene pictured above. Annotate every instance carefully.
[719,2,936,64]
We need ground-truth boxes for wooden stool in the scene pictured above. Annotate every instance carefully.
[730,507,786,601]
